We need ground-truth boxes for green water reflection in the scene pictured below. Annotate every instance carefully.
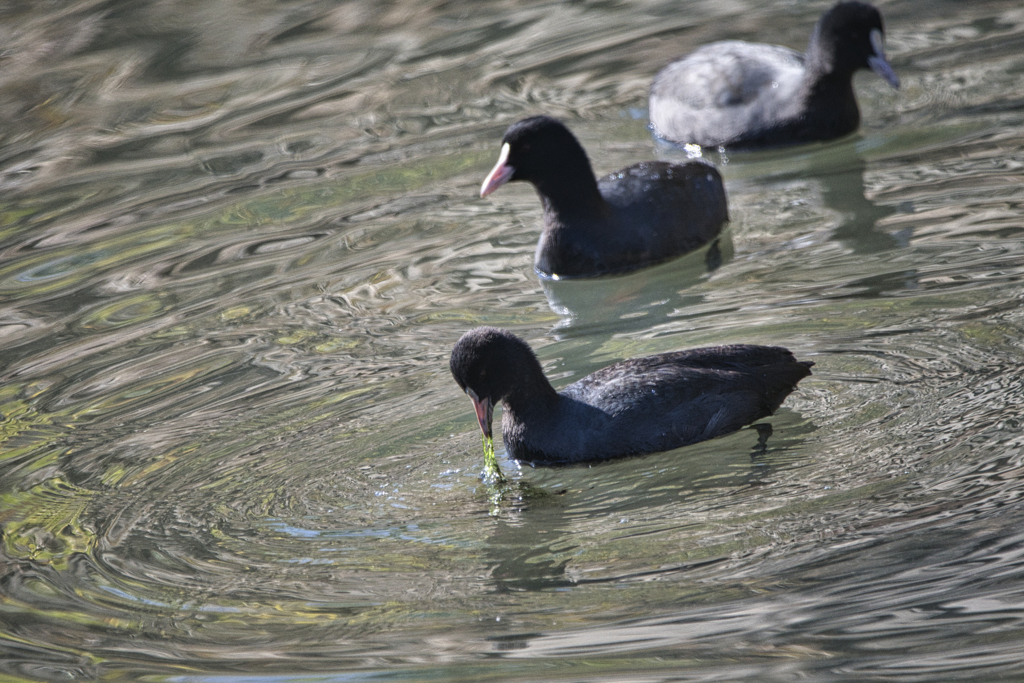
[2,0,1024,681]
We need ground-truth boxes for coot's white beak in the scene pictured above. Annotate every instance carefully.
[465,387,493,439]
[868,28,900,89]
[480,143,515,197]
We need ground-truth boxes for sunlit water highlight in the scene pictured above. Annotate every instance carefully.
[2,1,1024,681]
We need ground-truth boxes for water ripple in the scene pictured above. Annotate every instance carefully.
[2,1,1024,681]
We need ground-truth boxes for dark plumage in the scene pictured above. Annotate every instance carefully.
[649,1,900,149]
[450,327,813,465]
[480,116,728,278]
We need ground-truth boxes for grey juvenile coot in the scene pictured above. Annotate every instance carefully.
[480,116,728,278]
[649,1,900,149]
[450,327,813,465]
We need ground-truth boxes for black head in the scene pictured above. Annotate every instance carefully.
[450,327,545,439]
[450,327,537,405]
[810,1,899,87]
[480,116,596,197]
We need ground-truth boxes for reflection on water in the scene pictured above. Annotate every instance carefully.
[539,235,732,337]
[2,0,1024,681]
[727,140,906,253]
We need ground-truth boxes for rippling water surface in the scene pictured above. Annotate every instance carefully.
[2,0,1024,681]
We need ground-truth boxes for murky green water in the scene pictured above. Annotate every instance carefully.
[2,0,1024,681]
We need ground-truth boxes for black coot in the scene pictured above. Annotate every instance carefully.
[649,1,900,149]
[450,327,813,465]
[481,116,728,278]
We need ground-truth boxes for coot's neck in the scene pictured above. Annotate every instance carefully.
[801,41,861,135]
[499,346,560,422]
[531,156,608,224]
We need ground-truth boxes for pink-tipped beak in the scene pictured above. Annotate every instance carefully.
[480,142,515,197]
[465,387,493,439]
